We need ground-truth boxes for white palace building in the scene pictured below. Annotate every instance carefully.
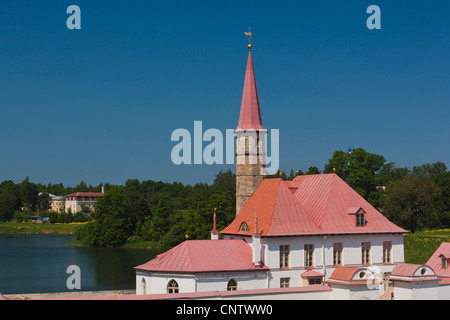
[132,45,450,300]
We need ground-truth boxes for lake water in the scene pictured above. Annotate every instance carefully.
[0,234,162,295]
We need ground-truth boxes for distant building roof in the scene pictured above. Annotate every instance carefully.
[65,192,104,197]
[134,239,268,273]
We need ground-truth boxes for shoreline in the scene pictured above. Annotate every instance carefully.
[0,222,162,249]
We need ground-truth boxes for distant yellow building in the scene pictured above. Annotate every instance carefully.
[50,195,65,213]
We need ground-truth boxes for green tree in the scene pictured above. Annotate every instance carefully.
[324,148,386,201]
[76,185,148,246]
[37,192,51,213]
[306,166,321,175]
[384,175,441,232]
[147,192,175,241]
[0,181,21,221]
[20,177,38,213]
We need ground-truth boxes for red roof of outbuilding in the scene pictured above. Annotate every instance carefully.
[328,266,362,281]
[301,269,325,278]
[426,242,450,279]
[390,263,426,278]
[134,240,268,273]
[222,174,406,237]
[235,51,264,132]
[326,266,379,286]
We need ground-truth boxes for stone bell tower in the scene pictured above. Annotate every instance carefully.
[235,42,266,216]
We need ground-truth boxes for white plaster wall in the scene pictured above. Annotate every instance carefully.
[136,271,268,295]
[136,272,196,295]
[438,284,450,300]
[222,233,404,289]
[196,271,268,292]
[392,281,439,300]
[329,284,381,300]
[261,234,403,286]
[137,233,405,296]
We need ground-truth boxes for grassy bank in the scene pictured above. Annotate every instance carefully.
[404,229,450,264]
[0,221,85,235]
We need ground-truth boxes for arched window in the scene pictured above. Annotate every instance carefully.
[141,277,147,294]
[167,279,179,294]
[239,222,249,232]
[227,279,238,291]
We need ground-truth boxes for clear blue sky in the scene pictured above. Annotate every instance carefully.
[0,0,449,187]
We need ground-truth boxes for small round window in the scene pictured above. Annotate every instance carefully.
[421,268,426,275]
[359,271,366,279]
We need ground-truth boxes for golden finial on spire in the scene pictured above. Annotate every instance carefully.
[244,27,252,50]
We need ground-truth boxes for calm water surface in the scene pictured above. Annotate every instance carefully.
[0,234,162,294]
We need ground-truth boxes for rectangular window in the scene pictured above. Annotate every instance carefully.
[333,243,343,266]
[362,242,371,265]
[356,213,365,227]
[304,244,314,268]
[280,277,290,288]
[280,245,290,269]
[308,278,322,286]
[383,241,392,264]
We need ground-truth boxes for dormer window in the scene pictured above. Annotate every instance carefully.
[441,255,448,269]
[356,213,365,227]
[348,207,366,227]
[239,222,249,232]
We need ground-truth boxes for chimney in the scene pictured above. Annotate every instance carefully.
[211,208,219,240]
[101,185,105,194]
[252,211,262,266]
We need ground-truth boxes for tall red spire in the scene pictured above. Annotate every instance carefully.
[235,50,264,132]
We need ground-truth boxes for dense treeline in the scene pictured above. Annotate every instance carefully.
[0,148,449,247]
[268,148,450,233]
[0,177,105,223]
[75,170,236,248]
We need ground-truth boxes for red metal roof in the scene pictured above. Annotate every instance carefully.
[326,266,379,286]
[235,51,264,132]
[328,266,362,281]
[222,174,406,237]
[391,263,426,277]
[426,242,450,279]
[221,179,321,236]
[134,240,268,273]
[301,269,325,278]
[390,263,438,282]
[291,174,407,235]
